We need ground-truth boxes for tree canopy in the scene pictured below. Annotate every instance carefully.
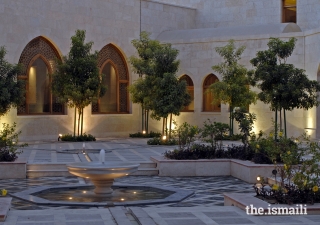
[210,40,257,135]
[129,32,190,137]
[249,37,320,137]
[52,30,106,136]
[0,46,25,117]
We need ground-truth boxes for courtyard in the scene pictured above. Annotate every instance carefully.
[0,139,320,225]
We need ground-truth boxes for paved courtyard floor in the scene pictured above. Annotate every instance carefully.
[1,138,320,224]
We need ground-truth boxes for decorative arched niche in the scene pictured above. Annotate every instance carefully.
[17,36,64,115]
[92,44,129,114]
[203,74,221,112]
[179,75,194,112]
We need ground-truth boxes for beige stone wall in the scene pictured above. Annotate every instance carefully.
[152,31,311,138]
[0,0,142,140]
[297,0,320,31]
[141,0,196,38]
[304,28,320,139]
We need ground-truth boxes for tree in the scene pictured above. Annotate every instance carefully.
[149,41,190,138]
[130,32,190,137]
[129,32,162,133]
[210,40,257,135]
[0,47,27,161]
[52,30,105,136]
[151,73,191,138]
[249,37,320,138]
[0,46,25,117]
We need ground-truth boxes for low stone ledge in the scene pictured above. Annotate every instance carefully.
[0,197,12,222]
[151,156,230,177]
[224,193,320,215]
[0,158,27,179]
[150,156,276,183]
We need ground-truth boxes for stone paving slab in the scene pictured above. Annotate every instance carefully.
[137,206,320,225]
[0,198,11,222]
[0,208,118,225]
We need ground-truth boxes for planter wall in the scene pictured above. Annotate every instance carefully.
[151,156,275,183]
[0,158,26,179]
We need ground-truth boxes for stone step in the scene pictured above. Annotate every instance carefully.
[27,170,74,178]
[27,163,68,170]
[27,162,158,177]
[131,168,158,176]
[0,197,11,222]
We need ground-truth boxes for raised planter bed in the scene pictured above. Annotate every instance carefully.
[150,156,275,183]
[0,158,27,179]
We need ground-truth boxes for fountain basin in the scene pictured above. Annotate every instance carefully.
[67,162,139,194]
[11,183,194,207]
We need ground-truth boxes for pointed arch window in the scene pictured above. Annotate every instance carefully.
[203,74,221,112]
[92,44,129,114]
[17,37,64,115]
[179,75,194,112]
[282,0,296,23]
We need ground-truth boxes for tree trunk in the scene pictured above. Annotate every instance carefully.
[280,108,282,132]
[284,109,287,138]
[81,108,84,135]
[275,109,278,141]
[77,108,81,136]
[141,106,144,132]
[165,117,168,137]
[169,113,173,139]
[144,109,147,134]
[73,108,77,137]
[162,117,165,136]
[229,106,233,136]
[146,110,149,134]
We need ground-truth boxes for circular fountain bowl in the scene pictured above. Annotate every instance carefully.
[67,162,139,194]
[67,162,139,180]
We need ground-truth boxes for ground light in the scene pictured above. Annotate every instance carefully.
[162,136,167,140]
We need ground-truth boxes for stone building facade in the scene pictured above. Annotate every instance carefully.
[0,0,320,140]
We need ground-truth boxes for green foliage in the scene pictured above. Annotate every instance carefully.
[129,131,161,138]
[129,32,190,134]
[210,40,257,135]
[60,133,96,142]
[249,37,320,137]
[150,73,191,120]
[147,137,177,145]
[249,129,301,164]
[0,46,25,116]
[254,134,320,204]
[200,119,229,150]
[0,123,27,162]
[233,108,256,147]
[177,122,199,150]
[52,30,106,136]
[129,32,190,135]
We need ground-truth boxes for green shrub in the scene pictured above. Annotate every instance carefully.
[129,131,161,138]
[61,133,96,142]
[147,137,178,145]
[0,123,27,162]
[200,119,229,151]
[177,122,199,150]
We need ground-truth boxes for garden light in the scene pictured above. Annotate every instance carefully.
[142,130,146,134]
[58,134,62,141]
[162,135,167,140]
[257,176,261,182]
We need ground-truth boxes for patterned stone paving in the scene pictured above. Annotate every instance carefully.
[0,176,252,210]
[18,138,169,163]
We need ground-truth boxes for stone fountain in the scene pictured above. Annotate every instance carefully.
[67,149,139,194]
